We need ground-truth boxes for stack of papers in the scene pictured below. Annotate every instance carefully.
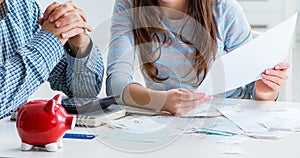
[218,107,300,138]
[108,115,243,137]
[108,116,206,132]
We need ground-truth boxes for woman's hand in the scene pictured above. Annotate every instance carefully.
[161,88,212,115]
[255,62,290,101]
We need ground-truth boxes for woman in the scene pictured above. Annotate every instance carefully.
[106,0,289,115]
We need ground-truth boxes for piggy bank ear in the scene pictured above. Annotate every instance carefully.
[52,94,62,104]
[45,100,57,114]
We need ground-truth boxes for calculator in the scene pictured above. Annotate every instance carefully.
[61,95,118,114]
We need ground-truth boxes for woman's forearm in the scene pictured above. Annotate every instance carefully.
[123,84,167,111]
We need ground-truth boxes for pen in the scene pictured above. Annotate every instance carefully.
[63,133,96,140]
[196,128,237,136]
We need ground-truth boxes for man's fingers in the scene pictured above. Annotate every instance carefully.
[47,1,78,22]
[55,11,82,27]
[48,4,75,22]
[38,18,44,25]
[43,2,61,20]
[65,0,78,9]
[55,9,88,28]
[44,1,88,29]
[61,28,85,39]
[49,6,87,24]
[60,21,92,38]
[75,8,87,22]
[61,1,86,22]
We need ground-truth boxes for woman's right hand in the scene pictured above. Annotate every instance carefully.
[161,88,212,115]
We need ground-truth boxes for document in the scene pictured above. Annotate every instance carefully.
[108,116,205,132]
[108,116,166,131]
[196,13,298,95]
[218,107,300,133]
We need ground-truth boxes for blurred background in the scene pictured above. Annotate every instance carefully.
[32,0,300,102]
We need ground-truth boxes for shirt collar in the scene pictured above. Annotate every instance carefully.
[0,0,10,20]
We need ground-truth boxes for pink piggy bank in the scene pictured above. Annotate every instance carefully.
[16,94,76,152]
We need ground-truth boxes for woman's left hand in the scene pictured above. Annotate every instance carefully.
[255,62,290,100]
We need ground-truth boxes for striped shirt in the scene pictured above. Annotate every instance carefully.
[0,0,104,119]
[107,0,255,104]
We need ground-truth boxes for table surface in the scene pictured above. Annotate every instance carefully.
[1,98,300,158]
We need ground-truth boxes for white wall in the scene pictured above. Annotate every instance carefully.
[37,0,114,29]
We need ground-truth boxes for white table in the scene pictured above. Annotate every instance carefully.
[1,98,300,158]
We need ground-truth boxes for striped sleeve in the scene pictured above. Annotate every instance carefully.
[106,0,138,104]
[216,0,252,52]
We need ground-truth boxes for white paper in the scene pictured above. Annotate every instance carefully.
[109,116,166,131]
[210,117,244,134]
[243,131,291,139]
[182,103,222,117]
[218,107,300,133]
[263,117,300,131]
[196,13,298,95]
[109,116,208,134]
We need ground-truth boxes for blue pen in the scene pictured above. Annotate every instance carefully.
[203,128,238,136]
[196,128,237,136]
[63,133,96,140]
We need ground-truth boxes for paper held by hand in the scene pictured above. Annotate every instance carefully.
[196,13,298,95]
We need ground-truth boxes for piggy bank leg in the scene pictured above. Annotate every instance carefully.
[57,139,63,148]
[21,142,33,151]
[45,142,58,152]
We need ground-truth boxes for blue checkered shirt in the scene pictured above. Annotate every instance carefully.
[0,0,104,119]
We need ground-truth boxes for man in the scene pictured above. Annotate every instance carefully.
[0,0,104,119]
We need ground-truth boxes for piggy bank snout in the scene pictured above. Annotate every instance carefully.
[65,115,76,130]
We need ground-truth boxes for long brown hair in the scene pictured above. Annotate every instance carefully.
[133,0,217,86]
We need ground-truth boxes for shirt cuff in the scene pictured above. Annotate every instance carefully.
[65,39,103,73]
[251,84,256,100]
